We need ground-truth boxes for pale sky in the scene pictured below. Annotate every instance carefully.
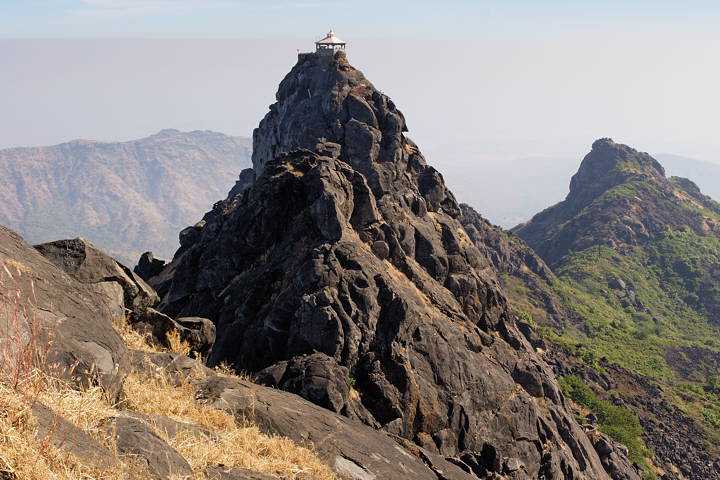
[2,0,720,169]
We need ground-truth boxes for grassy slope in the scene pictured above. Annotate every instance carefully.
[517,177,720,451]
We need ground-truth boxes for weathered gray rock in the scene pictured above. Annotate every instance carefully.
[255,352,374,423]
[203,466,282,480]
[194,374,440,480]
[175,317,215,356]
[127,350,216,386]
[0,226,128,402]
[123,411,215,441]
[31,402,117,469]
[35,237,159,311]
[99,416,192,479]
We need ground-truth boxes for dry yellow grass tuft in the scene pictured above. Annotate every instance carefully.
[0,382,130,480]
[112,313,156,353]
[120,355,335,479]
[0,267,335,480]
[166,328,192,357]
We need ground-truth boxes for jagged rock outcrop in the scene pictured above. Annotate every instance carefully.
[34,237,215,356]
[135,251,167,282]
[0,226,128,402]
[130,308,215,356]
[35,237,160,311]
[152,51,639,479]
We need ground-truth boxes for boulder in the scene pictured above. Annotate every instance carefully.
[31,402,117,469]
[127,350,215,386]
[175,317,215,356]
[194,374,439,480]
[203,466,281,480]
[98,416,192,479]
[35,237,159,311]
[0,226,128,402]
[129,308,214,356]
[134,252,167,282]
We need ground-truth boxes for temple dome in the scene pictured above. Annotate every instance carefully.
[316,30,346,45]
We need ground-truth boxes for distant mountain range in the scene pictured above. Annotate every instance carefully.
[0,129,251,264]
[451,153,720,228]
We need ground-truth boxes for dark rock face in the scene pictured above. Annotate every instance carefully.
[226,168,255,198]
[0,227,128,402]
[135,251,167,282]
[153,51,637,479]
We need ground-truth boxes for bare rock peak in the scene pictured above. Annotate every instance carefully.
[149,47,640,480]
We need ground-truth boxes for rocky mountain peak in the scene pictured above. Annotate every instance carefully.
[252,50,408,185]
[567,138,666,209]
[149,53,641,479]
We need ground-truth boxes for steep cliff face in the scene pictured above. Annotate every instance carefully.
[152,51,639,479]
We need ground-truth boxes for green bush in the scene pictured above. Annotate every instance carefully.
[706,375,720,394]
[559,376,655,476]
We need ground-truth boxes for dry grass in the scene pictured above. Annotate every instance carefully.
[123,372,334,479]
[120,351,334,480]
[0,261,335,480]
[166,329,192,357]
[112,313,155,353]
[0,383,130,480]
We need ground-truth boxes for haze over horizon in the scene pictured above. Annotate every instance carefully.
[2,0,720,169]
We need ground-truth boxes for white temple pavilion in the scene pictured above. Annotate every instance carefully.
[315,30,346,54]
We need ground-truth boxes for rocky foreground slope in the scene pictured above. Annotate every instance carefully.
[3,227,473,479]
[0,129,251,264]
[144,50,644,479]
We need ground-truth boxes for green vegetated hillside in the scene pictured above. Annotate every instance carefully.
[509,139,720,459]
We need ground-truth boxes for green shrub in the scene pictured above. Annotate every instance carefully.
[559,376,655,476]
[706,375,720,394]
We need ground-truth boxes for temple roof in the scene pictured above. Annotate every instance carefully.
[315,30,346,45]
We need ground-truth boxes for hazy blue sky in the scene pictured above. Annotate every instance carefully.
[2,0,720,175]
[3,1,720,38]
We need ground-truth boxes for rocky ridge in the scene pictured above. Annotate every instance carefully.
[514,138,720,269]
[511,139,720,479]
[149,50,641,479]
[0,129,251,264]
